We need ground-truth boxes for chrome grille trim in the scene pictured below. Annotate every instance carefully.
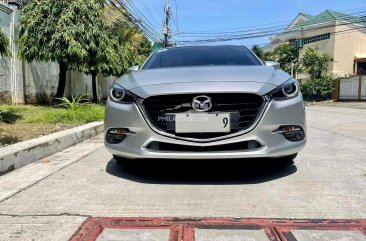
[137,94,270,143]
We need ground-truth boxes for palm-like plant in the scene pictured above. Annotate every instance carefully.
[56,95,90,111]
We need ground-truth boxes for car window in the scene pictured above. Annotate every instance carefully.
[142,46,262,69]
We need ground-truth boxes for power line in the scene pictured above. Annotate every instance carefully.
[172,0,180,44]
[106,0,163,42]
[177,12,366,44]
[176,10,366,38]
[176,6,366,36]
[172,8,366,45]
[136,0,162,31]
[108,2,159,41]
[262,25,366,50]
[123,0,162,39]
[125,0,162,38]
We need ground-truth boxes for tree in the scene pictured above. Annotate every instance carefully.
[107,16,152,70]
[298,47,334,102]
[78,1,122,102]
[251,45,273,62]
[252,45,265,60]
[271,44,300,76]
[18,0,112,98]
[0,28,11,58]
[299,47,333,79]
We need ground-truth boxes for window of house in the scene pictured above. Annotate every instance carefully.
[356,60,366,75]
[289,39,296,47]
[303,33,331,45]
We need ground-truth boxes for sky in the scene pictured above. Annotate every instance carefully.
[131,0,366,46]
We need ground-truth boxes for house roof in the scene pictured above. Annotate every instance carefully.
[285,12,313,31]
[287,10,366,31]
[299,12,313,19]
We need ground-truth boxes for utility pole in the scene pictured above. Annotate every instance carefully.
[163,0,171,47]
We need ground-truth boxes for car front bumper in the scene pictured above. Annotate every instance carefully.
[104,95,306,160]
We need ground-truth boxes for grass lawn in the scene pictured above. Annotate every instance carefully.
[0,104,104,147]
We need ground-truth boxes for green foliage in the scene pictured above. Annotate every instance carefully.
[300,77,335,102]
[18,0,122,73]
[299,47,333,79]
[18,0,126,98]
[251,45,269,61]
[77,4,122,77]
[0,104,104,125]
[19,0,151,76]
[270,44,300,74]
[43,105,104,124]
[109,20,152,74]
[55,95,90,111]
[0,28,11,58]
[19,0,91,67]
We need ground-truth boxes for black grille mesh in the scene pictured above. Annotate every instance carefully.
[142,93,264,139]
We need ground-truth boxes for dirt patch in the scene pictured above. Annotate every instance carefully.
[0,123,77,147]
[0,104,104,147]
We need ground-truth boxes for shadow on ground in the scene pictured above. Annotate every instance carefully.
[0,110,22,124]
[106,158,297,185]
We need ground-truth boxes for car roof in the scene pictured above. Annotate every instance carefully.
[159,45,250,52]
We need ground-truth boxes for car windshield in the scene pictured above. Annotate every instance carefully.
[142,46,262,69]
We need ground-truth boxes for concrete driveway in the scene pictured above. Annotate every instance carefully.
[0,103,365,240]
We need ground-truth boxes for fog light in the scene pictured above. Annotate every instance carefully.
[273,125,305,142]
[105,128,135,144]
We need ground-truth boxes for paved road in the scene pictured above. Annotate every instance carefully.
[0,103,365,240]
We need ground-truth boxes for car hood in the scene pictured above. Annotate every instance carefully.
[115,66,291,98]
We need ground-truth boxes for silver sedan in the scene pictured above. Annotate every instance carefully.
[104,45,306,162]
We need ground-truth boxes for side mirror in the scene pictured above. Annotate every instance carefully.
[265,61,280,70]
[128,65,140,72]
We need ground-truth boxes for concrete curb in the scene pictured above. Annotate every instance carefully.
[0,122,104,175]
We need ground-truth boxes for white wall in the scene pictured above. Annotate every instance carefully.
[0,2,119,104]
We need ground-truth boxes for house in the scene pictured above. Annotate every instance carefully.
[263,10,366,78]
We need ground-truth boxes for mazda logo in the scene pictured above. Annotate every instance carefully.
[192,96,213,112]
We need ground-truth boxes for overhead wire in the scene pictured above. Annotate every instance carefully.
[106,0,162,42]
[177,13,366,44]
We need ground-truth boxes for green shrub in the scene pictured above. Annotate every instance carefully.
[55,95,90,111]
[0,104,104,125]
[300,77,335,102]
[43,104,104,124]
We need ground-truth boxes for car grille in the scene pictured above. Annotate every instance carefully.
[141,93,265,139]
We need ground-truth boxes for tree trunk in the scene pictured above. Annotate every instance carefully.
[92,72,98,103]
[56,61,67,98]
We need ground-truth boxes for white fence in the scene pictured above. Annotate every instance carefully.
[337,76,366,100]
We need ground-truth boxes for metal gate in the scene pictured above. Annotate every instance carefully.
[337,75,366,100]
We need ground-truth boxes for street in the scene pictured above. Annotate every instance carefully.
[0,103,366,240]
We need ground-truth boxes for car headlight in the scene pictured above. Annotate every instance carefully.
[109,84,137,104]
[268,78,300,100]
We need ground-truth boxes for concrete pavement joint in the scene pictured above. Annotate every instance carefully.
[0,122,104,175]
[0,146,104,203]
[308,125,366,143]
[0,212,91,218]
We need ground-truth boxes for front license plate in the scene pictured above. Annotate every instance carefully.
[175,113,230,133]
